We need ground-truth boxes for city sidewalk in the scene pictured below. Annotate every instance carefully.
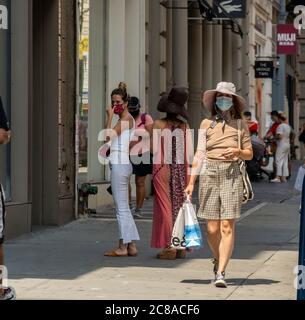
[3,163,303,300]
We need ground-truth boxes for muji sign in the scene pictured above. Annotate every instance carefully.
[0,5,8,30]
[277,24,298,55]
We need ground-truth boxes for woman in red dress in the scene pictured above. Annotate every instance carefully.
[151,87,191,260]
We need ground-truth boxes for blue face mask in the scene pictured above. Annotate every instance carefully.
[216,97,233,112]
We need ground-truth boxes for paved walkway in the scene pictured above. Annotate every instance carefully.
[3,162,303,300]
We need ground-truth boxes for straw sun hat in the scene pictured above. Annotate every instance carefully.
[203,82,246,113]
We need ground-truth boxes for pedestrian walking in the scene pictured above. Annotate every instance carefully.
[298,123,305,160]
[271,113,291,183]
[104,83,140,257]
[0,96,16,300]
[243,111,259,135]
[185,82,253,288]
[265,111,280,179]
[128,97,154,219]
[151,87,191,260]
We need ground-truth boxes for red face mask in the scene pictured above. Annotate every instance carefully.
[113,104,124,115]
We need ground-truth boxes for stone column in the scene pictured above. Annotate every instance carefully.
[107,0,126,97]
[188,9,203,131]
[223,28,232,82]
[212,25,223,86]
[148,0,161,120]
[232,33,242,94]
[202,23,213,92]
[172,0,188,87]
[88,0,107,182]
[125,0,145,106]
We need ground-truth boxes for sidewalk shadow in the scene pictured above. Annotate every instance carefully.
[181,278,281,286]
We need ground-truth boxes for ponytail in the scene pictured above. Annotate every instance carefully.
[111,82,129,102]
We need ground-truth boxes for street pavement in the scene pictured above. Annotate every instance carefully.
[3,161,303,300]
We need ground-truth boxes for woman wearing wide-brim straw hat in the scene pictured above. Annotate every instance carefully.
[185,82,253,288]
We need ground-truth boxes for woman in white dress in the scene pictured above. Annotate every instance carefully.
[271,113,291,183]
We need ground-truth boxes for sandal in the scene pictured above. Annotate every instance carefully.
[104,250,128,257]
[176,249,187,259]
[156,248,177,260]
[127,244,138,257]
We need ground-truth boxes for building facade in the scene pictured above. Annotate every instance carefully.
[0,0,77,240]
[1,0,304,239]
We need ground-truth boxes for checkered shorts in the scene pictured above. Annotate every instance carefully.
[0,184,6,245]
[198,161,243,220]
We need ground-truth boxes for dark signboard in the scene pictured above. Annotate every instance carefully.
[213,0,246,19]
[255,61,274,79]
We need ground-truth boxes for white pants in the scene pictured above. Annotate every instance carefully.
[111,163,140,244]
[275,143,290,177]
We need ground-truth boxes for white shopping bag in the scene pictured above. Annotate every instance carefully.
[294,165,305,192]
[261,156,274,173]
[184,198,203,249]
[171,206,186,250]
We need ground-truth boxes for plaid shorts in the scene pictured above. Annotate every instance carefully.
[198,161,243,220]
[0,184,6,245]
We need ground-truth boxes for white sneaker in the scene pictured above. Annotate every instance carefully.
[214,273,227,288]
[0,287,17,300]
[133,209,143,219]
[129,203,136,214]
[270,178,281,183]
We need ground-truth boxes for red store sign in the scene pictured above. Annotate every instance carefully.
[277,24,298,55]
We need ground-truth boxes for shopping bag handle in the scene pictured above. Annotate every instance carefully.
[185,194,191,203]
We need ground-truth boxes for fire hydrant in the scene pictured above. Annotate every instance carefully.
[78,183,98,215]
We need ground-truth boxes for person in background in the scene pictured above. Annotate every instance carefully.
[265,111,280,140]
[243,111,259,135]
[151,87,191,260]
[246,121,266,181]
[128,97,154,219]
[0,96,16,300]
[271,113,291,183]
[104,83,139,257]
[299,123,305,160]
[265,111,280,179]
[278,111,295,178]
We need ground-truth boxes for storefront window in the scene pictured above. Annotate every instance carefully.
[0,0,11,199]
[78,0,90,175]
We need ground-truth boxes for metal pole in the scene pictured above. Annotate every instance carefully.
[277,0,286,112]
[297,173,305,300]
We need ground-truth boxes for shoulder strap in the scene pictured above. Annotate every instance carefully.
[237,119,242,150]
[138,113,147,127]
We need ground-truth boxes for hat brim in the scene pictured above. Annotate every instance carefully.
[203,89,246,113]
[157,94,189,120]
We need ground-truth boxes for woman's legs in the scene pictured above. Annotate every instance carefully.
[135,175,146,210]
[218,219,235,273]
[282,151,289,179]
[207,219,235,274]
[275,146,290,180]
[206,220,221,262]
[105,164,140,256]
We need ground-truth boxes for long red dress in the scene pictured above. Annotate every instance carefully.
[151,122,190,249]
